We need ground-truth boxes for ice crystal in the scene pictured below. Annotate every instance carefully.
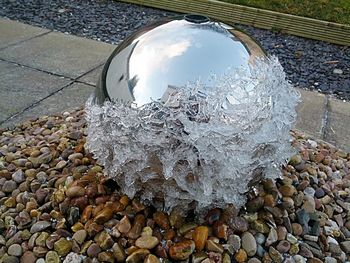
[85,56,300,212]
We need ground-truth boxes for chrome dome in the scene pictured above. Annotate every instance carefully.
[95,14,266,107]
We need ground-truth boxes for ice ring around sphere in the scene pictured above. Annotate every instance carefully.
[85,15,300,212]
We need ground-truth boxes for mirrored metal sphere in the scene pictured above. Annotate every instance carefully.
[95,14,266,107]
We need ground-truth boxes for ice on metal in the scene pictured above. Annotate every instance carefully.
[85,57,300,212]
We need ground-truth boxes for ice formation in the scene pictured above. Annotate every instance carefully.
[85,57,300,212]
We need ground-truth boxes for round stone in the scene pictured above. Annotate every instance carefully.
[241,231,257,256]
[2,180,17,193]
[8,244,23,256]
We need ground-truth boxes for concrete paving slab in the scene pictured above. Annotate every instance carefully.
[0,61,71,123]
[324,98,350,152]
[1,83,94,128]
[78,65,103,86]
[0,32,114,78]
[0,18,50,49]
[294,89,326,139]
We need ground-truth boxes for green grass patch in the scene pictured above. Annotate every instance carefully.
[221,0,350,24]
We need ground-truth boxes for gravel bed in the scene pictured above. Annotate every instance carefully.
[1,0,350,101]
[0,109,349,263]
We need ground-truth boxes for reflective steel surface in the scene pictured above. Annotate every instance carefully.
[95,14,266,107]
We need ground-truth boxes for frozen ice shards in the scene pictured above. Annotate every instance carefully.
[85,57,300,212]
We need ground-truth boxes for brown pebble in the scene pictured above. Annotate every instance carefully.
[213,221,228,240]
[117,215,132,234]
[144,254,161,263]
[94,207,114,224]
[128,214,146,239]
[169,240,195,260]
[153,211,170,230]
[126,248,150,263]
[235,249,247,263]
[292,223,303,236]
[135,236,159,249]
[279,185,296,197]
[87,243,101,258]
[192,226,209,251]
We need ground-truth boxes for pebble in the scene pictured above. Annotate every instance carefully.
[169,240,195,260]
[276,240,291,253]
[72,229,87,245]
[340,241,350,253]
[8,244,23,256]
[54,238,72,256]
[228,234,241,252]
[153,211,170,230]
[333,68,343,74]
[269,246,283,263]
[192,226,209,251]
[293,255,306,263]
[144,254,160,263]
[241,231,257,256]
[63,252,82,263]
[235,249,248,263]
[113,243,126,262]
[126,248,150,263]
[20,251,36,263]
[94,230,114,250]
[2,180,17,192]
[265,228,278,246]
[46,251,60,263]
[87,243,101,258]
[66,186,85,198]
[12,170,25,183]
[30,221,51,233]
[287,233,298,244]
[276,226,287,240]
[324,256,337,263]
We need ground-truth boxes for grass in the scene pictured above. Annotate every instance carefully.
[221,0,350,24]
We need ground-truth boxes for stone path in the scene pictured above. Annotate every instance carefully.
[0,18,349,152]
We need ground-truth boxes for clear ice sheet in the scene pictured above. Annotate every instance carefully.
[85,57,300,212]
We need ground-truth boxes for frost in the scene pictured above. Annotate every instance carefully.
[85,56,300,212]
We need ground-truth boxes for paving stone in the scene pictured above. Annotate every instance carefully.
[1,82,94,128]
[78,65,104,86]
[324,98,350,152]
[0,18,50,49]
[0,31,114,78]
[0,61,71,123]
[294,89,326,139]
